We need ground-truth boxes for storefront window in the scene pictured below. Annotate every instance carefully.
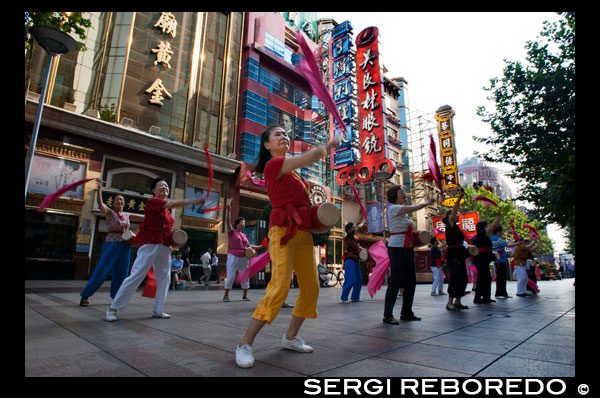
[25,211,78,260]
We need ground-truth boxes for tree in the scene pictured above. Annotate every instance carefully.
[461,185,553,255]
[25,12,92,51]
[474,13,575,246]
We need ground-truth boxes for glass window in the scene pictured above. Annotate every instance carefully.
[25,211,78,259]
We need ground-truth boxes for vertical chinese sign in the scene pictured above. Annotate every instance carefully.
[355,27,385,169]
[434,105,461,207]
[146,12,177,106]
[329,21,357,170]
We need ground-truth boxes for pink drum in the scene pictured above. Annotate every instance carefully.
[310,202,340,233]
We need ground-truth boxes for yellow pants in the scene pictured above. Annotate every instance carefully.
[252,226,319,324]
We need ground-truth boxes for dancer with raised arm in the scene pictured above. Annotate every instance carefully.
[235,125,339,368]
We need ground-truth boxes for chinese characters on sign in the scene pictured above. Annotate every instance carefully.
[334,26,395,186]
[146,12,178,106]
[102,192,147,215]
[329,20,357,169]
[432,212,480,241]
[434,106,461,206]
[355,27,385,168]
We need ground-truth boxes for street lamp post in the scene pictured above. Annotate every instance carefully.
[24,25,78,201]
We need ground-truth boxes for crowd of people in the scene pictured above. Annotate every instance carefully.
[81,124,550,370]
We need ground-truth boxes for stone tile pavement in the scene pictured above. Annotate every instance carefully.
[25,278,577,378]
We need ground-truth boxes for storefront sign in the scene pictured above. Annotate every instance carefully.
[29,154,87,200]
[334,26,395,186]
[146,12,177,106]
[101,191,148,215]
[432,211,480,241]
[329,20,356,170]
[434,106,460,206]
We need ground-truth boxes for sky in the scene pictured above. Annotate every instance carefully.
[320,12,567,253]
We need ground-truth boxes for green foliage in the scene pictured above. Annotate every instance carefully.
[99,103,117,122]
[25,12,92,51]
[474,13,575,241]
[461,185,553,255]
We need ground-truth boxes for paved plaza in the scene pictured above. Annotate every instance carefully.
[25,278,575,378]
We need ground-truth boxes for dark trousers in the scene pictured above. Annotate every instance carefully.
[495,262,508,296]
[474,260,491,301]
[447,255,468,298]
[384,247,416,319]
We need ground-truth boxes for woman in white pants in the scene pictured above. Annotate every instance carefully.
[223,201,261,302]
[105,177,204,321]
[512,238,540,297]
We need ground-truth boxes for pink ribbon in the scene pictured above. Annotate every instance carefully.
[527,278,540,293]
[366,241,390,298]
[348,180,367,221]
[38,178,94,212]
[510,218,522,243]
[428,134,443,192]
[235,250,271,285]
[247,171,266,186]
[294,30,346,133]
[522,223,540,239]
[472,195,498,207]
[142,266,157,298]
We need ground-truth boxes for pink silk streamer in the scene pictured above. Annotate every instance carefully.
[294,30,346,133]
[38,178,94,212]
[247,171,266,186]
[527,278,540,293]
[472,195,499,207]
[142,267,157,298]
[366,241,390,298]
[348,180,367,221]
[200,206,226,213]
[523,223,540,239]
[235,250,271,285]
[510,218,522,243]
[428,134,443,192]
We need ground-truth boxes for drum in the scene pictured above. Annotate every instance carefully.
[310,202,341,233]
[171,230,188,246]
[411,230,432,247]
[359,249,368,261]
[245,247,256,258]
[468,245,479,257]
[121,230,140,247]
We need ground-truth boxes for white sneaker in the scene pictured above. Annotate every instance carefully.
[235,343,254,368]
[281,335,313,353]
[105,308,117,322]
[152,312,171,319]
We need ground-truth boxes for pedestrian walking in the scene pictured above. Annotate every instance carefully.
[383,185,434,324]
[80,179,144,306]
[105,177,204,321]
[235,125,339,368]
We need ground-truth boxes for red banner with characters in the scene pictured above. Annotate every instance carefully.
[432,211,480,241]
[355,27,385,168]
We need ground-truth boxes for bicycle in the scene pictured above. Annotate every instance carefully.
[321,268,345,287]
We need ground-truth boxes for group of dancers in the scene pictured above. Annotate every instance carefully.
[78,124,542,369]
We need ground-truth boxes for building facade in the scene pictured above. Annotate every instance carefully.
[25,12,244,279]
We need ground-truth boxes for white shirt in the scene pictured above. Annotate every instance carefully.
[387,203,414,248]
[200,252,211,267]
